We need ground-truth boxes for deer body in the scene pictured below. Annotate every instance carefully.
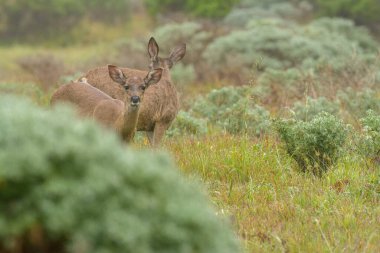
[81,38,186,146]
[51,65,163,143]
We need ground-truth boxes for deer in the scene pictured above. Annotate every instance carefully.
[50,65,163,143]
[81,37,186,146]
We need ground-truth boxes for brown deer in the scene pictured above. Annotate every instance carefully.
[81,37,186,146]
[50,65,163,142]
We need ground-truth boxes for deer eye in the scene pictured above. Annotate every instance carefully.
[141,86,146,90]
[124,85,129,90]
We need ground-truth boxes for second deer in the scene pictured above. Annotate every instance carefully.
[81,37,186,146]
[51,65,163,142]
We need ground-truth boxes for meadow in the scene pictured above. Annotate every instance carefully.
[0,1,379,252]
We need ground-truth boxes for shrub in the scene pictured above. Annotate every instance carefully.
[166,111,208,137]
[153,22,212,64]
[224,1,313,27]
[16,53,66,91]
[144,0,238,18]
[338,88,380,118]
[275,113,348,176]
[203,17,379,81]
[358,110,380,163]
[171,63,196,87]
[0,0,131,43]
[315,0,380,28]
[0,96,240,253]
[292,96,340,121]
[191,86,271,136]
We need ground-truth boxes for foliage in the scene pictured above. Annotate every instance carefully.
[144,0,238,18]
[171,63,196,87]
[0,0,131,43]
[16,53,66,91]
[224,0,313,27]
[358,110,380,163]
[292,96,340,121]
[166,111,208,137]
[191,86,271,136]
[338,88,380,118]
[275,113,348,175]
[315,0,380,28]
[203,17,379,81]
[153,22,212,64]
[0,96,240,253]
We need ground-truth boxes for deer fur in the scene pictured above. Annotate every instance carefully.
[81,37,186,146]
[50,65,163,142]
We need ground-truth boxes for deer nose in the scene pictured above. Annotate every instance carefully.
[131,96,140,104]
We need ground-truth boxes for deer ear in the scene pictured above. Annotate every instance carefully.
[108,65,126,85]
[144,68,163,86]
[148,37,159,60]
[169,43,186,65]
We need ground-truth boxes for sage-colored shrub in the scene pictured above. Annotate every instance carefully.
[338,88,380,118]
[191,86,270,136]
[0,96,240,253]
[359,110,380,163]
[203,17,379,81]
[292,97,340,121]
[275,113,348,176]
[166,111,208,137]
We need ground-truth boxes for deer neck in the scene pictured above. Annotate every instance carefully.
[120,104,140,142]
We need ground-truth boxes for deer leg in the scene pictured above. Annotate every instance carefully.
[146,131,154,145]
[152,122,168,147]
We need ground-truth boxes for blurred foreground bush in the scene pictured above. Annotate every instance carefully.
[0,96,240,253]
[275,113,348,176]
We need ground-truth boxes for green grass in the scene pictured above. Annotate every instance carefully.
[163,135,380,253]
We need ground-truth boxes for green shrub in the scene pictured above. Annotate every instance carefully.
[153,22,212,64]
[224,1,312,27]
[0,0,131,43]
[292,97,340,121]
[338,88,380,118]
[144,0,238,18]
[171,63,197,87]
[0,96,240,253]
[315,0,380,28]
[203,17,379,80]
[275,113,348,176]
[358,110,380,163]
[166,111,208,137]
[191,86,271,136]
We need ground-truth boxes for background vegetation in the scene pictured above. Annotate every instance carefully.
[0,0,379,252]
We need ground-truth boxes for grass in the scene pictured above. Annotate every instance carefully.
[162,135,380,253]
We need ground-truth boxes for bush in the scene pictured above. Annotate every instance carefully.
[16,53,66,91]
[144,0,238,18]
[275,113,348,176]
[315,0,380,28]
[358,110,380,163]
[338,88,380,118]
[224,1,313,27]
[292,96,340,121]
[191,86,271,136]
[0,0,131,43]
[0,96,240,253]
[166,111,208,137]
[256,55,380,109]
[203,17,379,81]
[171,63,197,87]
